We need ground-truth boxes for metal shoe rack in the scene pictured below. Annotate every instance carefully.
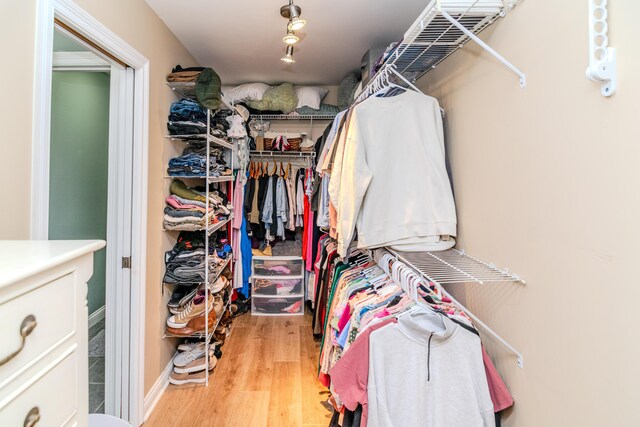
[163,81,236,386]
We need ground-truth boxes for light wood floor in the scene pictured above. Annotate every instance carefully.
[144,311,333,427]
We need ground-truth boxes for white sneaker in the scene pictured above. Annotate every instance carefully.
[173,352,216,374]
[173,344,207,367]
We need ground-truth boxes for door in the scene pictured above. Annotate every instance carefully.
[105,65,135,420]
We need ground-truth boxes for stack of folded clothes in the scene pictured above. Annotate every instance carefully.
[168,98,229,140]
[163,231,233,287]
[167,146,231,177]
[163,179,232,231]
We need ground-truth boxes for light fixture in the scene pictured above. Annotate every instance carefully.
[281,45,295,63]
[282,28,300,45]
[280,1,307,31]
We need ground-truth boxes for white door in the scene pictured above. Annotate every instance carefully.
[105,65,134,420]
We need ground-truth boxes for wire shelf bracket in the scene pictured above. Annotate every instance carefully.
[384,247,525,368]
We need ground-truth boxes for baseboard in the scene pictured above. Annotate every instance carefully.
[88,305,106,329]
[143,354,175,422]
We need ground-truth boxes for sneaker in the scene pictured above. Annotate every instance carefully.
[166,293,214,328]
[166,311,216,336]
[169,365,215,385]
[177,340,204,352]
[168,285,203,315]
[173,343,207,367]
[173,352,216,374]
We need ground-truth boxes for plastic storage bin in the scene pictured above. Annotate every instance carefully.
[251,296,304,316]
[252,256,304,277]
[252,276,304,297]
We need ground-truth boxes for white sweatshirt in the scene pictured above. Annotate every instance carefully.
[367,312,495,427]
[333,91,457,256]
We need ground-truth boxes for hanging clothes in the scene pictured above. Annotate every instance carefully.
[328,91,457,256]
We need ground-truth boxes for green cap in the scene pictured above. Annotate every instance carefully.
[195,68,221,110]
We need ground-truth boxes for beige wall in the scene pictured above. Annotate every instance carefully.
[417,1,639,426]
[0,0,198,395]
[0,1,37,239]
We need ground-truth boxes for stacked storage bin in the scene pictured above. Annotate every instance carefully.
[251,256,305,315]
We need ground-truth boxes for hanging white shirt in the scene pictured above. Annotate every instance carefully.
[334,90,457,256]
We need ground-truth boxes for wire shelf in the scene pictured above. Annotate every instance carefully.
[163,257,232,288]
[164,175,234,182]
[253,114,337,121]
[163,214,233,236]
[249,151,316,158]
[381,247,525,367]
[386,248,524,286]
[165,135,234,150]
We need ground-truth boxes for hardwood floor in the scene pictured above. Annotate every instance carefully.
[144,311,332,427]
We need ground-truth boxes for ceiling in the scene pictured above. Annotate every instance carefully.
[145,0,428,85]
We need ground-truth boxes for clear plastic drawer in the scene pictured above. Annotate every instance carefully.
[252,276,304,297]
[252,256,304,277]
[251,296,304,316]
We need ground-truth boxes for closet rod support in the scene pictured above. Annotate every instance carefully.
[439,9,526,88]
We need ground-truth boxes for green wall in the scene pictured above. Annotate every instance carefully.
[49,71,110,316]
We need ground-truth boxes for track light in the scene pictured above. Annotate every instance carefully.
[283,29,300,45]
[288,9,306,31]
[281,45,295,63]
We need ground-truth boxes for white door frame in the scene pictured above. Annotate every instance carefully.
[32,0,149,425]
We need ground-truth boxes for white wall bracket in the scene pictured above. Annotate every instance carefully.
[439,9,527,88]
[586,0,616,97]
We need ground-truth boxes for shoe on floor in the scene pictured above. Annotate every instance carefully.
[169,366,214,385]
[173,352,216,374]
[166,311,216,336]
[173,343,207,367]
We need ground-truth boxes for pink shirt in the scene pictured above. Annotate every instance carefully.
[329,318,397,427]
[482,347,514,412]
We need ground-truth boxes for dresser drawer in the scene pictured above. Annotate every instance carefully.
[0,349,78,426]
[0,273,77,389]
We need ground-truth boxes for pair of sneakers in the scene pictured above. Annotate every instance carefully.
[169,343,218,385]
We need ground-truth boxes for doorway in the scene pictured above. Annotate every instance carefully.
[32,1,150,425]
[50,28,111,413]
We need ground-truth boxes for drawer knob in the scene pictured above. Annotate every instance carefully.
[0,315,37,366]
[24,406,41,427]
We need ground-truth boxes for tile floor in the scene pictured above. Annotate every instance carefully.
[88,319,105,414]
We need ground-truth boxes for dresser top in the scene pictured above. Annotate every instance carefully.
[0,240,106,288]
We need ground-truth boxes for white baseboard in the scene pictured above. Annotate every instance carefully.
[143,354,175,422]
[89,305,106,329]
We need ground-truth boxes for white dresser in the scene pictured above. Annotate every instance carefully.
[0,240,105,427]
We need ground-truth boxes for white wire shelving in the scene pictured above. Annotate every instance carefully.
[369,0,525,91]
[253,114,337,121]
[165,134,234,150]
[164,175,234,183]
[249,150,316,158]
[164,81,237,387]
[382,247,525,367]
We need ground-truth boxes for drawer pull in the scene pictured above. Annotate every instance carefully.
[24,406,41,427]
[0,315,37,366]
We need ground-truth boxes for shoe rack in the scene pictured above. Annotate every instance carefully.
[163,81,236,387]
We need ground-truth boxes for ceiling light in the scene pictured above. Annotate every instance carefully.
[283,29,300,45]
[288,16,307,31]
[281,45,295,63]
[280,2,307,31]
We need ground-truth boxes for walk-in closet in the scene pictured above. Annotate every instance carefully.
[2,0,637,426]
